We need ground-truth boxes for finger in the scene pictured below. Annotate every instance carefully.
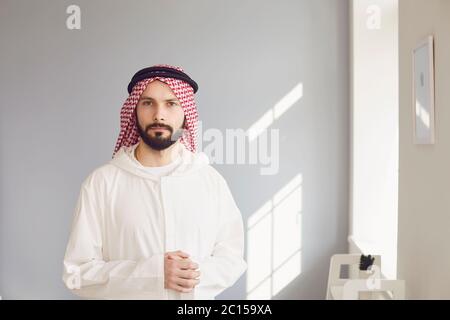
[176,277,200,289]
[178,259,198,270]
[167,251,189,259]
[176,250,190,258]
[166,250,187,256]
[167,253,186,261]
[167,251,190,260]
[170,283,193,293]
[176,269,200,280]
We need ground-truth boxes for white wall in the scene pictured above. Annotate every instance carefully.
[398,0,450,299]
[349,0,399,279]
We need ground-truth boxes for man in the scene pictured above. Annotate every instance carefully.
[62,64,247,299]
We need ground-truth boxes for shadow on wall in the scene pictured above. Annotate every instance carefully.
[245,84,304,299]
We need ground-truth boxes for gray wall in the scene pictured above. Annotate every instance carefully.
[0,0,349,299]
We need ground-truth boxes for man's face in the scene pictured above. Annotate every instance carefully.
[135,80,186,151]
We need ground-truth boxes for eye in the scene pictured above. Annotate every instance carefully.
[168,101,179,107]
[142,101,152,106]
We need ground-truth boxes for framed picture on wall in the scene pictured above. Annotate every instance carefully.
[412,35,435,145]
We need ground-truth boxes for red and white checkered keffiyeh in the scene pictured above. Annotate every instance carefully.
[112,64,198,158]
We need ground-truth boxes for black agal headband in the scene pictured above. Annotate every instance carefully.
[127,66,199,94]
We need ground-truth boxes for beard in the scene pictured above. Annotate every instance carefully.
[136,119,185,151]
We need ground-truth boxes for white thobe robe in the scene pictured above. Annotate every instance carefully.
[62,142,247,299]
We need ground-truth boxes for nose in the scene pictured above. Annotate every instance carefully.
[152,103,167,121]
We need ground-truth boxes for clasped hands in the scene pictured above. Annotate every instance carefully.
[164,250,200,293]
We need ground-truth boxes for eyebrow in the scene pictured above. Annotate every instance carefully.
[139,96,179,102]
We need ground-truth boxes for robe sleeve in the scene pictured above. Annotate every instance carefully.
[193,175,247,299]
[62,174,167,299]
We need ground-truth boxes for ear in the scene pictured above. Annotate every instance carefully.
[134,106,139,121]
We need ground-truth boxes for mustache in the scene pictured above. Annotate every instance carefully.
[146,123,173,133]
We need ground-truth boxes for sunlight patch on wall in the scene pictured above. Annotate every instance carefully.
[246,174,303,299]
